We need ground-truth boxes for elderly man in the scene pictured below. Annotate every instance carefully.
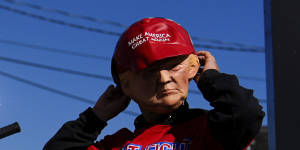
[44,18,265,150]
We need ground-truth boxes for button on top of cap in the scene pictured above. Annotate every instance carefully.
[141,18,152,24]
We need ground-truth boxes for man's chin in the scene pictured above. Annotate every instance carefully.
[159,95,185,108]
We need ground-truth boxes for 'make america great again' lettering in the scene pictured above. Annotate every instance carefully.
[127,32,172,50]
[122,141,191,150]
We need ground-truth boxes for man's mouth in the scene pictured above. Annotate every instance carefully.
[157,89,178,98]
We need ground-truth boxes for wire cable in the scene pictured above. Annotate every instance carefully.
[0,55,113,81]
[3,0,127,28]
[3,0,265,50]
[0,70,139,116]
[191,36,264,50]
[0,39,110,60]
[194,44,264,53]
[0,4,121,36]
[0,4,264,53]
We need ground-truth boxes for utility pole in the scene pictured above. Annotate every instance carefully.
[264,0,300,149]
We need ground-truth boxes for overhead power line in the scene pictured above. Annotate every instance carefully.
[0,55,112,81]
[3,0,128,28]
[0,39,110,60]
[194,44,264,53]
[0,70,139,116]
[0,4,121,36]
[3,0,265,50]
[0,4,264,53]
[191,36,264,50]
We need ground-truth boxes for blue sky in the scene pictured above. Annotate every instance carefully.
[0,0,266,149]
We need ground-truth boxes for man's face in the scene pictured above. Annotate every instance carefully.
[121,55,196,114]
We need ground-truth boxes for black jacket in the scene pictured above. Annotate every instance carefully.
[43,69,265,150]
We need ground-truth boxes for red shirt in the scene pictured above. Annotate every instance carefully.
[88,115,224,150]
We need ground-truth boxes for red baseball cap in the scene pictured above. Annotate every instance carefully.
[112,17,196,75]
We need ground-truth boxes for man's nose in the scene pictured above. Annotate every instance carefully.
[159,70,172,84]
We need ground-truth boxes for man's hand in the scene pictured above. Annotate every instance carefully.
[194,51,220,83]
[93,85,131,122]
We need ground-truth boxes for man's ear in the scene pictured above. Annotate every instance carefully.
[119,71,133,97]
[187,54,200,79]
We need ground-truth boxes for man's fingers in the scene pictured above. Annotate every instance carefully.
[196,50,211,56]
[198,55,206,66]
[195,50,220,72]
[103,85,130,103]
[197,51,214,64]
[197,51,215,60]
